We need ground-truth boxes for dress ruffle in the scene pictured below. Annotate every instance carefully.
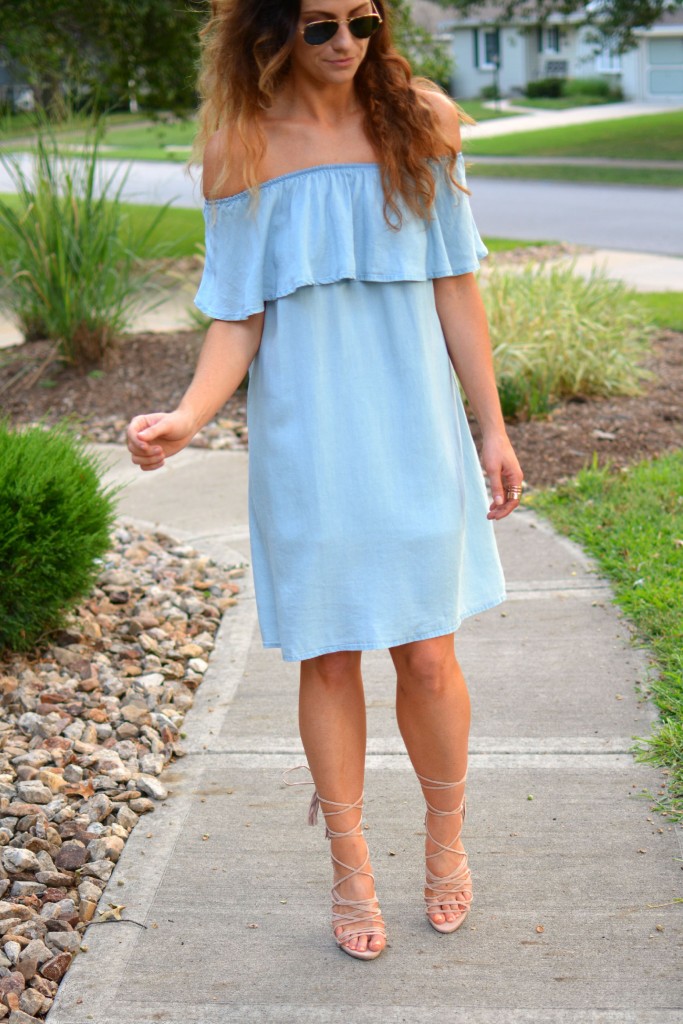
[194,153,488,322]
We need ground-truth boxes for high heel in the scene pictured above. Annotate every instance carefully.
[415,769,472,934]
[283,764,386,961]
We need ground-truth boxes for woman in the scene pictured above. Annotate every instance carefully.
[126,0,523,962]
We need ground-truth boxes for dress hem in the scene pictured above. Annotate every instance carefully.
[260,591,507,663]
[194,261,486,323]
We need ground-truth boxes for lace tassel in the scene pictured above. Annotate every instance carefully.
[307,788,320,826]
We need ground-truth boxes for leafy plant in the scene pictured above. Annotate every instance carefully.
[525,77,566,99]
[0,121,171,367]
[482,261,656,420]
[0,419,119,653]
[562,77,623,101]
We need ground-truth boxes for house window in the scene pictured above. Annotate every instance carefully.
[595,36,622,73]
[474,28,501,69]
[537,26,560,53]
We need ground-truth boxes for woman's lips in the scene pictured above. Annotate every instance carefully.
[327,58,355,66]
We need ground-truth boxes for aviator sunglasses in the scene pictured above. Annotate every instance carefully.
[299,2,383,46]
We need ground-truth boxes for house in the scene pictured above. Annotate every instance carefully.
[0,51,33,112]
[411,1,683,104]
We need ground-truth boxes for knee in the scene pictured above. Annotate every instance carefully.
[301,650,361,688]
[394,639,456,697]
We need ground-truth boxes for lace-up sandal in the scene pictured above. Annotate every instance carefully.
[415,769,472,934]
[283,764,387,961]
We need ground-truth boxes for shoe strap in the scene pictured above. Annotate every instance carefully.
[282,766,385,945]
[415,770,472,908]
[282,763,364,837]
[415,768,467,820]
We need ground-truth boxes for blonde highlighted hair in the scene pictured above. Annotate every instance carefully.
[190,0,475,227]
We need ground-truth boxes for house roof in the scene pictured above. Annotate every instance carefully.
[438,1,587,29]
[437,1,683,31]
[410,0,451,33]
[652,9,683,26]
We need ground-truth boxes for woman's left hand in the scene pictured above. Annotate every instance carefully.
[481,433,524,521]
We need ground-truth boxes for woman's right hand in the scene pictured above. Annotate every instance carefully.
[126,409,197,472]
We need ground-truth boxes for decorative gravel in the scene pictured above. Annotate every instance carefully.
[0,524,245,1021]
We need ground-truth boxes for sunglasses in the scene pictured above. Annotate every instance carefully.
[299,3,383,46]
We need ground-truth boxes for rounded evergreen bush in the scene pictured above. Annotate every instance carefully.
[0,421,119,653]
[525,77,566,98]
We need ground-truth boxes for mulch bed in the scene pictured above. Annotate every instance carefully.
[1,324,681,490]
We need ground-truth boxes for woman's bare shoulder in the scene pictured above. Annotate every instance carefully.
[412,84,463,153]
[202,126,250,200]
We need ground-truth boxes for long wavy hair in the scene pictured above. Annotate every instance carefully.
[191,0,476,227]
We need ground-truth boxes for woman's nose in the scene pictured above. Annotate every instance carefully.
[330,23,356,50]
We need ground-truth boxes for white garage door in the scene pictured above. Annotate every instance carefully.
[648,37,683,96]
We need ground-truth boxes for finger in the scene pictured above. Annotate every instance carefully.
[487,495,520,520]
[130,451,165,469]
[138,419,170,443]
[486,466,505,510]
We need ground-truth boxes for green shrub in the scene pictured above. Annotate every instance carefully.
[0,420,119,653]
[0,122,170,367]
[479,84,502,100]
[525,77,566,98]
[561,76,620,99]
[482,261,656,419]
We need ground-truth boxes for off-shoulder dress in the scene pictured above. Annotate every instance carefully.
[194,153,506,662]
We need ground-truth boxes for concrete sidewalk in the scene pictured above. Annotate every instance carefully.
[44,445,682,1024]
[463,100,683,139]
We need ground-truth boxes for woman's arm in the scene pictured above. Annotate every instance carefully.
[126,312,263,471]
[417,86,523,519]
[127,127,264,472]
[434,273,523,520]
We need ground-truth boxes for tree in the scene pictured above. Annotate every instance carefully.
[433,0,683,53]
[388,0,455,89]
[0,0,206,117]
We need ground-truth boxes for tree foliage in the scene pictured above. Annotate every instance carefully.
[0,1,454,118]
[434,0,683,52]
[388,0,454,88]
[0,0,206,116]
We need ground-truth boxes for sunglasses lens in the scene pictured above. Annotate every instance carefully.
[303,21,338,45]
[349,15,380,39]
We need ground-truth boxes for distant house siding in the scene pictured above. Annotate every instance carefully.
[450,26,529,98]
[447,13,683,102]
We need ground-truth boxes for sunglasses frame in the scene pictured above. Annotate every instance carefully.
[299,1,383,47]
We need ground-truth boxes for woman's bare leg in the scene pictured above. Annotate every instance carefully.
[389,633,472,928]
[299,650,385,954]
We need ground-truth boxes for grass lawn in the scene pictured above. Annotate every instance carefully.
[456,99,520,123]
[467,110,683,161]
[466,162,683,187]
[0,110,150,145]
[0,191,553,260]
[3,104,520,162]
[511,96,623,110]
[634,292,683,332]
[529,450,683,822]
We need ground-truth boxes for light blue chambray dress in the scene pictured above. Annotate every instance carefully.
[194,153,506,661]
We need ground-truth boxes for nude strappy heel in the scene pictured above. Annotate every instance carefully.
[283,764,387,961]
[415,768,472,934]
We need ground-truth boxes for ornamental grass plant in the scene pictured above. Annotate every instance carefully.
[0,122,170,368]
[482,261,656,419]
[0,420,118,653]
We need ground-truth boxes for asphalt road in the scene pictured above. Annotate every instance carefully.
[467,175,683,257]
[2,154,682,257]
